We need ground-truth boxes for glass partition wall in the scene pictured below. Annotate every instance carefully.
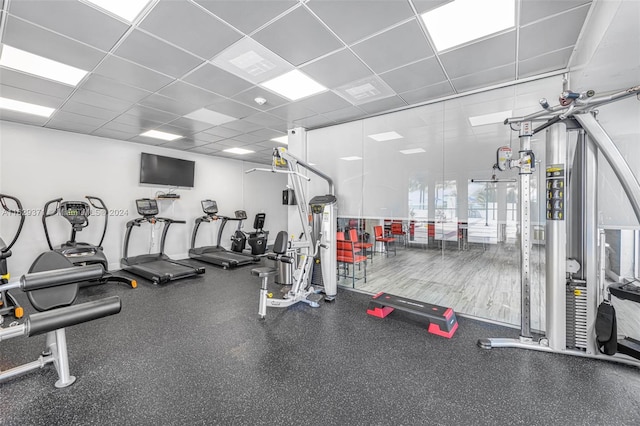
[308,76,560,328]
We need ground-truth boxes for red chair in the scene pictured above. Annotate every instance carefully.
[374,225,396,257]
[336,234,367,287]
[349,229,373,263]
[390,221,407,247]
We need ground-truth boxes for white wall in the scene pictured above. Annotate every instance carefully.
[0,121,287,276]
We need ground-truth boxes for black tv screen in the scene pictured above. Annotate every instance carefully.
[140,153,195,188]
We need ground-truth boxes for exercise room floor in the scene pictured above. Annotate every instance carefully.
[2,259,639,425]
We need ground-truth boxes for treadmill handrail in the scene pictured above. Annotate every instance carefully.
[122,216,184,259]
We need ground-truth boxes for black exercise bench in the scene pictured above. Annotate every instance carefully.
[367,292,458,338]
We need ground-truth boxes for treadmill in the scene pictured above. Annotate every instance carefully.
[189,200,259,269]
[121,199,205,284]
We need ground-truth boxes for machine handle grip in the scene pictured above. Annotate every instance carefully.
[26,296,121,337]
[20,264,104,291]
[267,253,293,264]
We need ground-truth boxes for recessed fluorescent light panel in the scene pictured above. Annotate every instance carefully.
[271,136,288,144]
[0,96,55,117]
[83,0,152,22]
[140,130,182,141]
[185,108,236,126]
[260,70,327,101]
[468,110,512,127]
[340,156,362,161]
[224,147,254,155]
[369,131,403,142]
[0,45,88,86]
[211,38,294,84]
[400,148,426,155]
[422,0,515,51]
[335,76,395,105]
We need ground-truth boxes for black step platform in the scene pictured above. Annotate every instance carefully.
[618,337,640,360]
[609,282,640,303]
[366,292,458,338]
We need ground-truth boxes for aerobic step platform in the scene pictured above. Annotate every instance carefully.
[367,292,458,338]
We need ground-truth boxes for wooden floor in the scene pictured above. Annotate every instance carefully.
[337,241,640,336]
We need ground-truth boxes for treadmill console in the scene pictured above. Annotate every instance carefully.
[60,201,90,226]
[235,210,247,220]
[136,198,159,217]
[202,200,218,215]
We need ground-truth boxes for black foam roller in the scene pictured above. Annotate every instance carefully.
[21,264,104,291]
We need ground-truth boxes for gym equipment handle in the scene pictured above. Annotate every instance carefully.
[27,296,121,336]
[20,264,104,291]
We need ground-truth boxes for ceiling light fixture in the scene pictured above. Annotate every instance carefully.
[83,0,152,22]
[368,131,403,141]
[0,96,55,117]
[340,156,362,161]
[270,136,288,144]
[399,148,426,155]
[260,70,327,101]
[0,44,88,86]
[468,110,512,127]
[224,147,254,155]
[421,0,515,51]
[140,130,182,141]
[184,108,236,126]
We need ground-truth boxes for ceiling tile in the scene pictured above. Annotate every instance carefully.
[0,84,66,108]
[138,93,201,116]
[292,114,334,128]
[193,131,224,143]
[193,0,297,34]
[232,133,263,144]
[243,112,289,129]
[2,16,106,71]
[410,0,454,14]
[380,57,447,93]
[158,81,222,105]
[8,0,129,51]
[0,68,75,100]
[351,19,433,73]
[101,119,153,134]
[93,55,174,92]
[520,0,592,26]
[358,96,408,114]
[294,91,352,114]
[439,31,516,79]
[68,89,134,112]
[322,105,365,122]
[61,100,122,121]
[0,109,49,126]
[114,30,203,78]
[158,139,201,150]
[204,126,242,138]
[205,99,260,119]
[518,47,573,78]
[232,86,289,111]
[253,7,343,66]
[519,5,590,61]
[308,0,414,44]
[166,117,215,134]
[301,49,373,88]
[124,104,180,124]
[268,103,317,122]
[334,75,395,105]
[219,120,263,133]
[249,128,286,140]
[46,119,100,134]
[183,63,253,97]
[139,0,242,58]
[80,74,151,103]
[450,63,516,93]
[91,128,139,141]
[188,145,220,155]
[110,113,164,130]
[399,81,454,105]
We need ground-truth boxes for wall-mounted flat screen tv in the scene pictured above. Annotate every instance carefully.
[140,153,195,188]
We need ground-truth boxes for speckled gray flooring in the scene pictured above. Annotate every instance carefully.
[1,259,640,425]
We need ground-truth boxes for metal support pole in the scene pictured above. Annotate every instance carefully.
[519,122,533,339]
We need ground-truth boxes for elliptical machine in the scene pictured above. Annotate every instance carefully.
[32,196,136,288]
[0,193,25,321]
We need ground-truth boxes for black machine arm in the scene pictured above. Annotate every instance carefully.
[42,198,63,251]
[85,195,108,248]
[0,193,25,254]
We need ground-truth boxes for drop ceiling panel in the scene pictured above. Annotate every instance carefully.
[68,89,134,112]
[47,119,101,134]
[192,131,224,143]
[520,0,591,26]
[358,96,407,115]
[166,117,215,134]
[0,109,49,126]
[139,1,242,59]
[219,119,263,133]
[114,30,202,78]
[157,139,201,150]
[300,49,373,89]
[380,57,447,93]
[351,19,433,73]
[125,104,180,124]
[232,86,289,111]
[295,91,352,114]
[204,126,241,139]
[243,112,288,129]
[232,133,263,144]
[0,84,65,108]
[439,31,516,79]
[158,81,222,105]
[93,55,173,92]
[410,0,455,14]
[249,128,286,140]
[399,81,454,104]
[307,0,415,44]
[92,128,139,141]
[0,68,75,99]
[334,75,395,105]
[519,5,590,60]
[268,103,317,122]
[322,105,365,122]
[253,7,342,66]
[205,99,260,119]
[138,93,200,115]
[450,63,516,92]
[188,145,219,155]
[183,63,253,97]
[2,16,106,71]
[293,114,334,128]
[61,100,122,121]
[8,0,129,51]
[101,120,152,135]
[80,74,151,103]
[518,47,573,78]
[193,0,297,34]
[110,113,164,130]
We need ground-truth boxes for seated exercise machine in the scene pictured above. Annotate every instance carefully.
[189,200,259,269]
[0,194,25,321]
[478,77,640,367]
[0,257,121,387]
[231,213,269,256]
[246,147,337,318]
[32,196,136,288]
[121,199,204,285]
